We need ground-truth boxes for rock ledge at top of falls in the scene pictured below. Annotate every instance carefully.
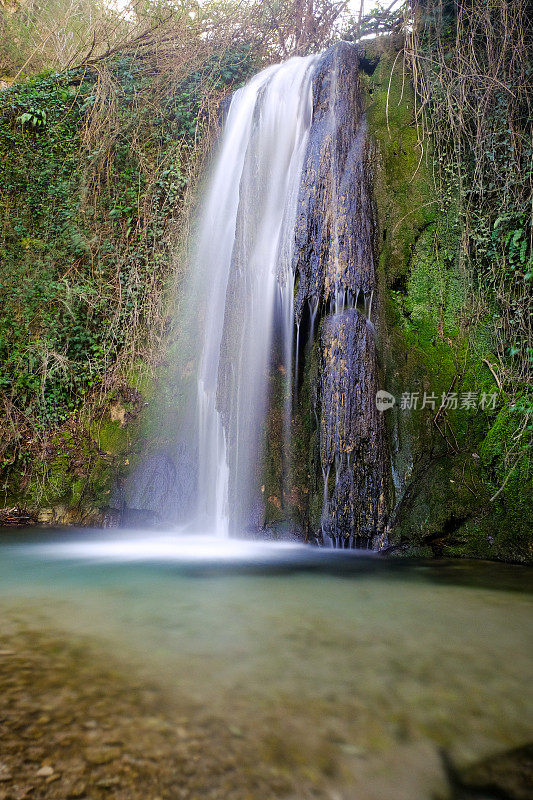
[293,41,376,322]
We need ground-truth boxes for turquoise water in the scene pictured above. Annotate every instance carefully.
[0,531,532,799]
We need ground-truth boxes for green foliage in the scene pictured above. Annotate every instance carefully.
[0,46,253,481]
[18,108,47,127]
[401,0,532,546]
[0,73,87,424]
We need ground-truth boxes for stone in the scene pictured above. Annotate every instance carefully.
[84,747,121,765]
[13,787,33,800]
[339,743,365,756]
[447,743,533,800]
[36,508,55,524]
[110,402,126,427]
[36,765,54,777]
[290,42,389,546]
[119,446,197,525]
[67,780,87,798]
[95,777,121,789]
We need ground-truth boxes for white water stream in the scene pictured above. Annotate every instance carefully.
[194,54,319,536]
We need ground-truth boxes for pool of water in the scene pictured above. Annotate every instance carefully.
[0,530,531,799]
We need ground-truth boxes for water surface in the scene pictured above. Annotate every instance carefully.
[0,530,531,799]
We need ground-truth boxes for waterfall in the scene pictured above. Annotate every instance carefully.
[186,42,388,546]
[194,54,319,536]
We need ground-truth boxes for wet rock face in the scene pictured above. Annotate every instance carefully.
[320,311,387,546]
[292,42,388,547]
[294,41,376,321]
[115,444,197,525]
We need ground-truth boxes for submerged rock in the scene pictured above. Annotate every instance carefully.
[84,746,121,765]
[443,744,533,800]
[35,765,55,778]
[0,621,315,800]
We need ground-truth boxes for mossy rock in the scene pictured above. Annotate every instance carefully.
[362,46,437,288]
[363,42,531,562]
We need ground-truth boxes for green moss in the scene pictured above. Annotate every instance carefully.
[20,433,84,508]
[42,457,71,504]
[480,403,523,473]
[362,47,436,287]
[405,222,464,336]
[262,367,286,525]
[261,330,322,532]
[70,477,85,505]
[86,457,115,507]
[93,419,130,456]
[126,361,156,402]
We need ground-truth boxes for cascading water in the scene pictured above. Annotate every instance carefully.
[188,41,388,546]
[194,54,319,537]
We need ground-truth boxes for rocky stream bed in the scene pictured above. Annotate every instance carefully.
[1,615,532,800]
[0,622,296,800]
